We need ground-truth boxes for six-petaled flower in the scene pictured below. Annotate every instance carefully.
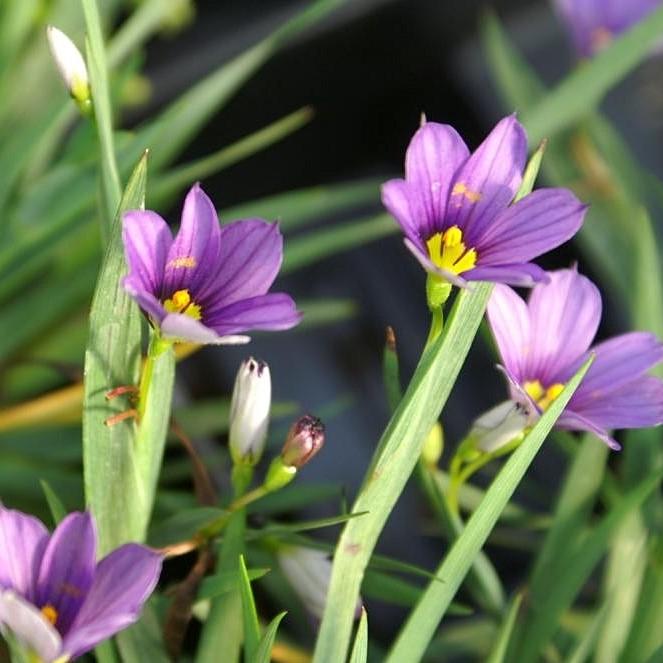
[381,115,587,301]
[122,183,301,345]
[0,507,162,662]
[487,267,663,449]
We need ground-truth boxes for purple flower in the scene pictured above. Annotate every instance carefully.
[487,267,663,449]
[381,115,586,290]
[122,183,301,345]
[0,507,162,661]
[553,0,661,57]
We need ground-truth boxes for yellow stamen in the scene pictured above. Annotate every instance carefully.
[168,256,197,269]
[524,379,565,411]
[426,226,477,276]
[451,182,482,204]
[163,289,202,320]
[41,604,58,626]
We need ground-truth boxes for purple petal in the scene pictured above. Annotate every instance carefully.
[0,507,48,602]
[162,184,222,297]
[527,268,602,385]
[64,544,162,659]
[446,115,527,244]
[195,219,284,307]
[467,262,549,287]
[205,293,302,336]
[160,313,249,345]
[35,512,97,637]
[0,591,63,662]
[476,188,586,264]
[122,210,172,298]
[487,285,532,383]
[401,122,470,238]
[381,179,428,249]
[556,410,621,450]
[569,376,663,431]
[122,280,167,323]
[569,332,663,407]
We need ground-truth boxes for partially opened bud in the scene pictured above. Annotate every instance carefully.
[281,415,325,468]
[46,26,90,107]
[229,358,271,465]
[471,400,530,453]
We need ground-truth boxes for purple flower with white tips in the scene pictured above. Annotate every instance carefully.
[381,115,587,291]
[487,267,663,449]
[0,507,162,662]
[122,183,301,345]
[553,0,661,57]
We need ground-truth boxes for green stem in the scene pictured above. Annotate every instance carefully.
[137,334,170,419]
[425,306,444,348]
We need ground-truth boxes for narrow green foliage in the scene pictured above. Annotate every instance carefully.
[567,605,607,663]
[386,356,594,663]
[349,608,369,663]
[238,554,261,662]
[313,283,493,663]
[254,612,287,663]
[82,0,122,232]
[150,107,313,206]
[383,326,402,412]
[115,602,170,663]
[198,568,271,601]
[513,139,545,202]
[82,153,146,554]
[40,480,67,525]
[515,472,663,663]
[486,594,523,663]
[282,213,397,273]
[522,5,663,144]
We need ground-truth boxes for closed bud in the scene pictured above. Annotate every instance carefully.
[46,26,90,108]
[229,358,271,465]
[281,415,325,468]
[277,545,362,620]
[471,400,530,453]
[421,422,444,467]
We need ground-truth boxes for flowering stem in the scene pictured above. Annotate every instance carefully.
[137,333,171,420]
[425,306,444,348]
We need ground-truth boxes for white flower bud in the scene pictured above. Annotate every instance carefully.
[277,546,362,620]
[471,400,530,453]
[229,358,271,465]
[46,26,90,105]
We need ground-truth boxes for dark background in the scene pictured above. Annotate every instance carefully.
[133,0,663,643]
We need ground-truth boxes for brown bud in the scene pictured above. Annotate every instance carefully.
[281,415,325,468]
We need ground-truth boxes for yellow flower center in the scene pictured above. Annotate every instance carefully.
[426,226,477,276]
[524,380,565,411]
[41,604,58,626]
[163,289,202,320]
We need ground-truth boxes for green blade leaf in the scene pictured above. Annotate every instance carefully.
[82,153,145,554]
[82,0,121,231]
[254,612,287,663]
[522,5,663,144]
[198,568,271,601]
[349,608,368,663]
[313,283,493,663]
[238,554,261,662]
[39,479,67,525]
[486,594,523,663]
[385,355,594,663]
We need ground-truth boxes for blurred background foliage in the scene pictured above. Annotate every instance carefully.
[1,0,663,661]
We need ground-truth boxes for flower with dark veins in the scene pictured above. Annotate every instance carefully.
[0,507,162,662]
[487,267,663,449]
[122,183,301,345]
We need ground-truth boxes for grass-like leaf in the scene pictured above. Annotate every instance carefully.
[254,612,287,663]
[82,153,145,554]
[313,283,493,663]
[385,355,594,663]
[238,554,261,662]
[349,608,368,663]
